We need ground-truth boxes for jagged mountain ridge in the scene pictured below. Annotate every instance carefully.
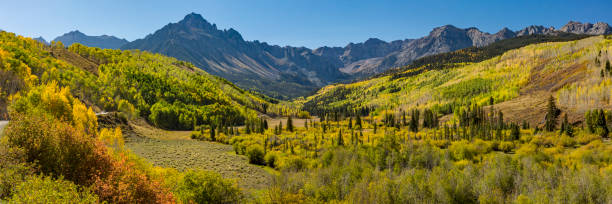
[119,13,611,98]
[53,30,129,49]
[122,13,348,98]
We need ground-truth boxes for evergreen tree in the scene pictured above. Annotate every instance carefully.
[263,120,269,130]
[606,60,611,73]
[337,129,344,146]
[544,96,560,131]
[373,121,377,134]
[596,109,609,138]
[348,117,353,129]
[286,116,294,132]
[304,119,308,130]
[264,136,268,154]
[510,123,520,141]
[586,110,595,133]
[410,109,419,132]
[355,115,362,130]
[497,110,504,129]
[279,121,283,134]
[210,125,216,141]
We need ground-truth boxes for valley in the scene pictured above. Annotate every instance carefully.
[1,5,612,203]
[120,118,272,190]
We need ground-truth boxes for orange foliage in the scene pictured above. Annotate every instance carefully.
[92,153,175,204]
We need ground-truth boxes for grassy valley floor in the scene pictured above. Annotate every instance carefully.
[122,119,272,190]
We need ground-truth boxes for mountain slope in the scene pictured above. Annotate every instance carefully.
[0,31,275,129]
[301,35,612,126]
[122,13,612,99]
[53,30,129,49]
[122,13,346,99]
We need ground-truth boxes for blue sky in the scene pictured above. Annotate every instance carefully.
[1,0,611,48]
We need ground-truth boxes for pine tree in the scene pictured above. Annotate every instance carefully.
[410,109,419,132]
[337,129,344,146]
[497,110,504,129]
[355,115,362,130]
[304,119,308,130]
[373,121,377,134]
[264,136,268,154]
[544,96,560,131]
[286,116,294,132]
[510,123,520,141]
[596,109,609,138]
[210,125,216,141]
[586,110,594,133]
[564,114,574,137]
[279,121,283,134]
[263,120,269,130]
[348,117,353,129]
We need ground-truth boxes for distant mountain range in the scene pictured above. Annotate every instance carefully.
[49,13,612,98]
[52,30,129,49]
[34,36,48,45]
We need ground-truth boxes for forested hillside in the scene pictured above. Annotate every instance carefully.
[303,35,612,126]
[0,31,285,130]
[196,35,612,203]
[3,28,612,203]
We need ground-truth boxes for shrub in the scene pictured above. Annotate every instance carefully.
[281,156,307,171]
[498,142,515,153]
[246,144,265,165]
[557,135,576,148]
[449,140,477,161]
[9,175,98,203]
[0,146,32,199]
[4,114,113,186]
[264,151,279,168]
[297,111,311,119]
[117,99,137,120]
[576,134,601,145]
[175,170,241,204]
[92,153,174,204]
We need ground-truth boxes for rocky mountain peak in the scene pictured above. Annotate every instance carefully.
[559,21,611,35]
[364,38,386,45]
[495,27,517,38]
[430,25,462,37]
[53,30,128,49]
[516,25,555,36]
[177,12,217,31]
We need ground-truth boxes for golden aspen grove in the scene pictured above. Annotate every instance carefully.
[1,5,612,204]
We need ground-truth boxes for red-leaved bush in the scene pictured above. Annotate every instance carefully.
[4,114,175,203]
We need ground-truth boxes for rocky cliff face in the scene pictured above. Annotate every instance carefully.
[120,14,612,98]
[122,13,347,98]
[53,30,128,49]
[559,21,612,35]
